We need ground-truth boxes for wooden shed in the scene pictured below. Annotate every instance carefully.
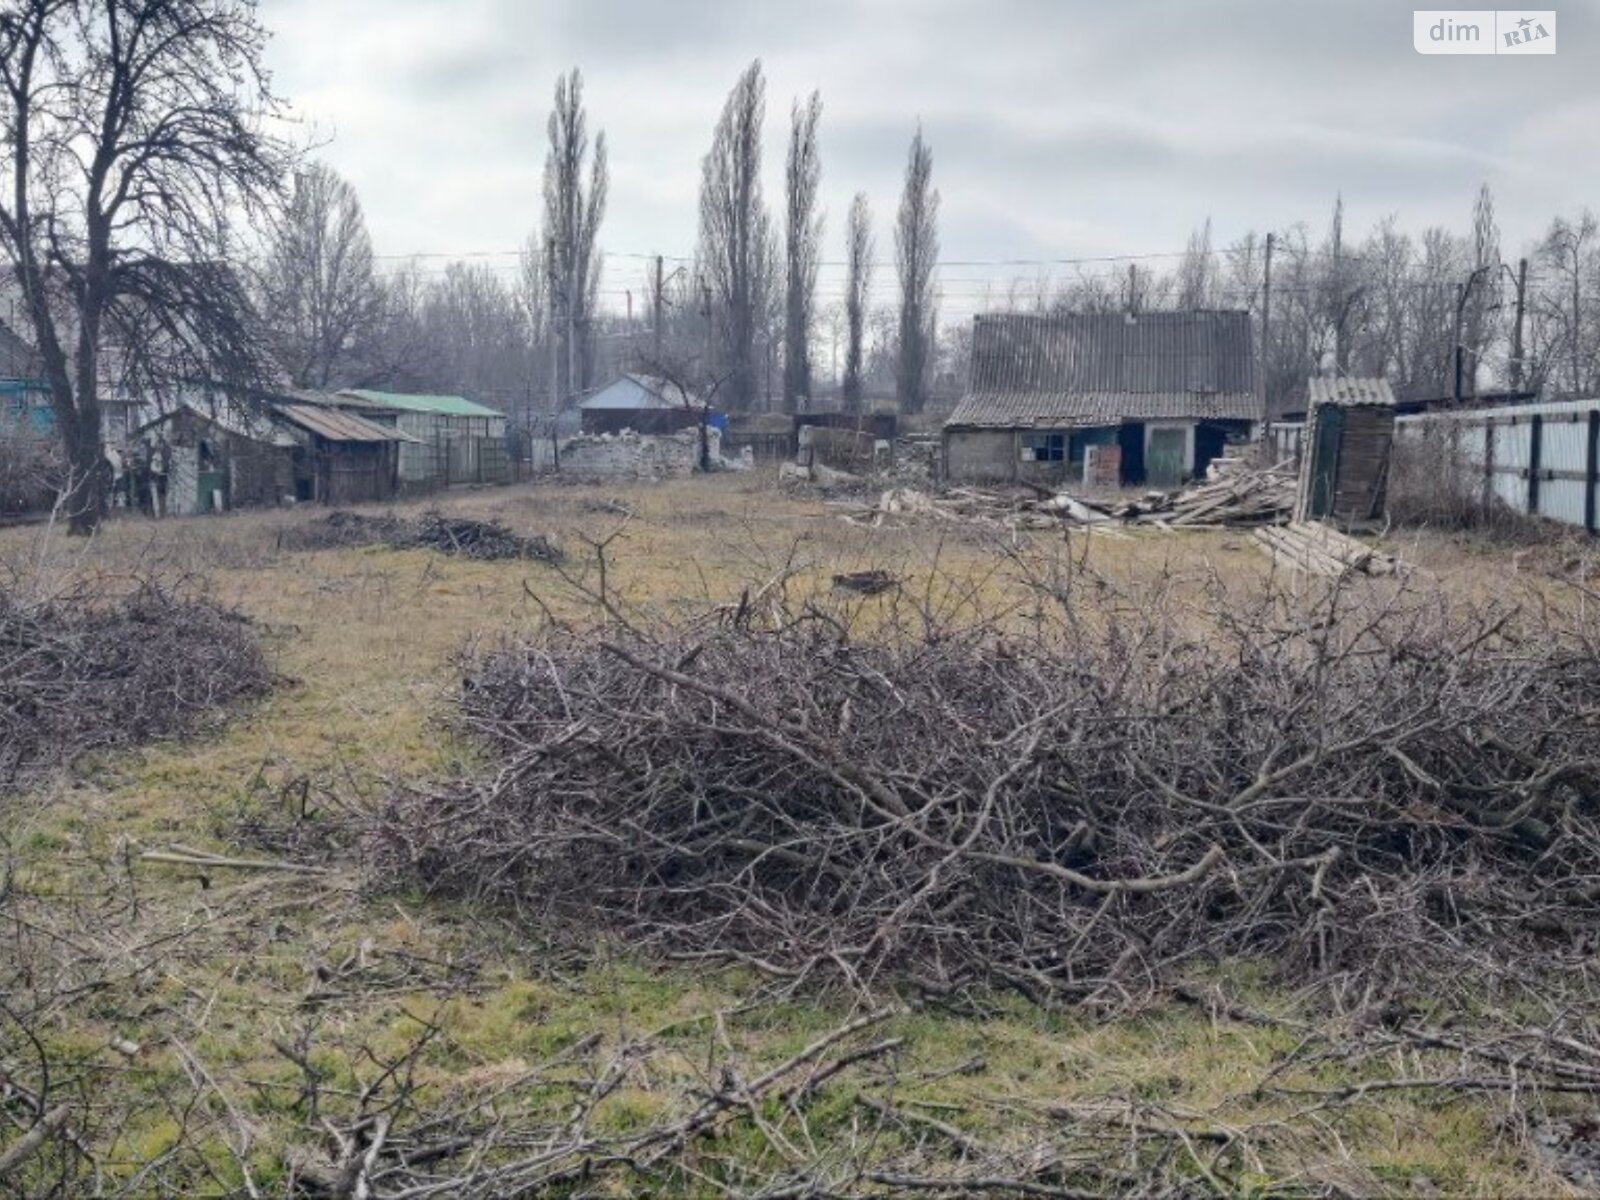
[135,400,296,515]
[1295,377,1397,528]
[271,400,414,505]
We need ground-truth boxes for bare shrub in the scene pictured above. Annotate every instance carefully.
[1388,425,1542,536]
[370,563,1600,1009]
[0,431,65,517]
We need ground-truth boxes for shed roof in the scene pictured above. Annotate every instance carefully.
[278,388,399,413]
[1307,376,1397,409]
[273,402,416,444]
[580,373,704,411]
[947,311,1260,429]
[139,400,297,447]
[341,389,503,419]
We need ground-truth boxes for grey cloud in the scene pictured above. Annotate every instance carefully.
[264,0,1599,292]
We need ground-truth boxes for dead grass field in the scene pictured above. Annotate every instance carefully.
[2,472,1593,1196]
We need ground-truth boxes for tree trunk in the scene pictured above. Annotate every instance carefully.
[61,401,105,535]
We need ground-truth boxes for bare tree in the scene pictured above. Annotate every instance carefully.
[1175,217,1218,309]
[380,262,528,407]
[842,192,873,413]
[1462,183,1501,387]
[1320,195,1368,375]
[513,233,558,430]
[782,91,823,413]
[1535,211,1598,398]
[699,60,773,412]
[260,163,382,389]
[0,0,291,532]
[544,68,608,402]
[894,125,938,414]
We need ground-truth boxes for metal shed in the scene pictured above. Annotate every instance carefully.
[1295,377,1397,528]
[339,389,509,487]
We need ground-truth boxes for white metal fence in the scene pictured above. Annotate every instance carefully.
[1394,398,1600,531]
[1264,398,1600,532]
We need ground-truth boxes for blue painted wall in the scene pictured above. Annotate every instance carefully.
[1,379,53,437]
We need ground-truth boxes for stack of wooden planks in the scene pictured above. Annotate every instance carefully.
[1129,457,1300,528]
[1252,521,1399,578]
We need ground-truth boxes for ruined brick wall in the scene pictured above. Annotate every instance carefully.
[556,428,721,478]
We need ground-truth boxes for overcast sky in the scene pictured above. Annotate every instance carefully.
[264,0,1599,321]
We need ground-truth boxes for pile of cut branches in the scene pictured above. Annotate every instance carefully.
[0,583,271,795]
[282,509,561,562]
[373,569,1600,1008]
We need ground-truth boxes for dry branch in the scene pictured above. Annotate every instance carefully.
[370,564,1600,1010]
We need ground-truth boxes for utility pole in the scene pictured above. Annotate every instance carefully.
[1454,281,1466,406]
[1453,264,1491,406]
[653,255,664,361]
[1511,257,1528,392]
[1260,232,1274,422]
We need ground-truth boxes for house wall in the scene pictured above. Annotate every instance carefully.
[153,411,293,515]
[168,444,202,515]
[945,426,1132,486]
[944,429,1019,483]
[230,439,294,508]
[317,442,397,505]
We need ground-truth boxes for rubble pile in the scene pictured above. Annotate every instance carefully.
[837,457,1300,533]
[829,455,1404,576]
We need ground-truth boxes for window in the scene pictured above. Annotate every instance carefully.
[1021,433,1065,462]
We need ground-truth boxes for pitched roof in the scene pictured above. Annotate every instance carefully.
[947,310,1260,429]
[273,402,417,444]
[139,399,297,447]
[580,373,703,411]
[341,389,503,419]
[1307,376,1396,409]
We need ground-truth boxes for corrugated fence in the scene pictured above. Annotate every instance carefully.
[1395,399,1600,532]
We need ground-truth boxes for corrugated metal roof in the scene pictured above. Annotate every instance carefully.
[1307,376,1396,409]
[341,389,503,419]
[580,374,703,411]
[948,310,1260,429]
[273,403,417,443]
[947,390,1262,428]
[278,388,399,413]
